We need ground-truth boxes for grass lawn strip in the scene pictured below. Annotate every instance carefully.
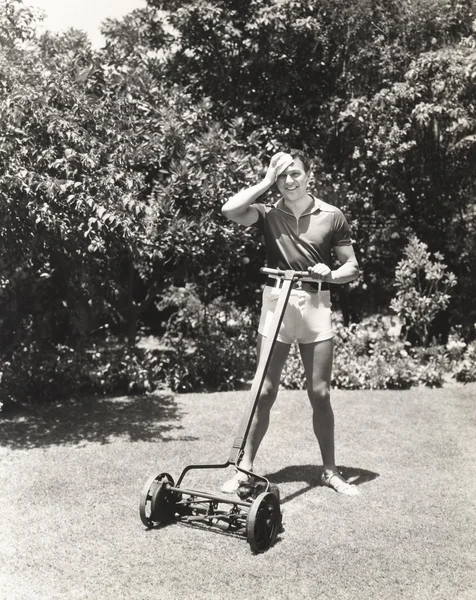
[0,384,475,600]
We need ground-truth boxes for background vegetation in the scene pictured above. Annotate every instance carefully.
[1,0,476,407]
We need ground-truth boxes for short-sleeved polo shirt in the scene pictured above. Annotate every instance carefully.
[252,195,352,271]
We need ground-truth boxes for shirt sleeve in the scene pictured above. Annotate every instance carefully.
[332,208,352,246]
[250,203,267,231]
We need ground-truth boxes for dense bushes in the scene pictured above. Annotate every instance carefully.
[0,286,258,408]
[0,337,157,408]
[154,285,257,392]
[331,315,446,390]
[2,298,475,411]
[154,275,476,393]
[281,314,475,391]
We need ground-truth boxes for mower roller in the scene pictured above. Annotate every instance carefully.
[139,267,315,553]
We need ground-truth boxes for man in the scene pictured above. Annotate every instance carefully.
[221,149,360,496]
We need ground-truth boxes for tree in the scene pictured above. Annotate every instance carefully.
[332,42,476,329]
[101,0,476,326]
[0,19,148,350]
[0,0,272,353]
[112,0,474,149]
[390,236,457,344]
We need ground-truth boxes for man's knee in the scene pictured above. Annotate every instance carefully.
[308,382,331,410]
[258,380,279,411]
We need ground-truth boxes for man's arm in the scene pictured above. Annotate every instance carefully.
[308,245,360,284]
[329,245,360,283]
[221,180,268,226]
[221,152,289,226]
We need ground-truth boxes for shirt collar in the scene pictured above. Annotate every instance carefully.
[275,194,330,217]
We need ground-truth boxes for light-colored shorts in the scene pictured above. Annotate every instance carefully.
[258,285,333,345]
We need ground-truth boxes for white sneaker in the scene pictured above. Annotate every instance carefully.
[221,471,251,494]
[321,471,361,496]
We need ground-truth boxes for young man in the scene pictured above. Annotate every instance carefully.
[221,150,361,496]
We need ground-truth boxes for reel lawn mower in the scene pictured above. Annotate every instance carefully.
[139,267,312,553]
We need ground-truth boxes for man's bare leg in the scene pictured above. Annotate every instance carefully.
[299,338,360,495]
[222,335,290,492]
[240,335,291,470]
[299,338,335,469]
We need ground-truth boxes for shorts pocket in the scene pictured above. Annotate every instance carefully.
[264,286,281,302]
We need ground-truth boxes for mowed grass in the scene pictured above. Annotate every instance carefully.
[1,383,475,600]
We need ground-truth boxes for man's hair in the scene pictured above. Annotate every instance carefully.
[287,149,311,173]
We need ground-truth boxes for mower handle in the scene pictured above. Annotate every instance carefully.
[261,267,310,279]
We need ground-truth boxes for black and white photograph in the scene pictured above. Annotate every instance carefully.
[1,1,475,598]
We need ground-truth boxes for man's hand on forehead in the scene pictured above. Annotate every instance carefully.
[264,152,294,185]
[273,153,294,177]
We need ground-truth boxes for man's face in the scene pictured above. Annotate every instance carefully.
[275,157,309,202]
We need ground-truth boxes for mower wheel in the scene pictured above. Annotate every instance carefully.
[139,472,176,528]
[246,491,281,553]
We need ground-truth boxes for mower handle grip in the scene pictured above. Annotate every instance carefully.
[261,267,310,279]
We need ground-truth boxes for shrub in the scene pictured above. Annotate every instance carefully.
[0,338,156,410]
[332,314,417,389]
[390,236,457,345]
[452,340,476,383]
[155,285,257,392]
[0,284,259,408]
[409,345,447,388]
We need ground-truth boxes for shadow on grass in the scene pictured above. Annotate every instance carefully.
[266,464,380,504]
[0,392,197,449]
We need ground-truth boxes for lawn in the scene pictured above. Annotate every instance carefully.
[1,383,475,600]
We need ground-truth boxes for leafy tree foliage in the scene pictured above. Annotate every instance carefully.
[334,42,476,327]
[103,0,476,328]
[1,0,476,404]
[132,0,474,147]
[0,0,267,355]
[0,14,146,350]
